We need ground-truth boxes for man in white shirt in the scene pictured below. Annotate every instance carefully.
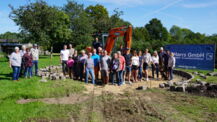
[60,45,70,75]
[31,44,39,76]
[143,49,152,81]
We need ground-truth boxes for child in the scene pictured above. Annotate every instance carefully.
[67,56,74,79]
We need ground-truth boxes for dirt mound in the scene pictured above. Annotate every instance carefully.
[186,83,217,98]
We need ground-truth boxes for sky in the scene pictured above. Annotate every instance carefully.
[0,0,217,35]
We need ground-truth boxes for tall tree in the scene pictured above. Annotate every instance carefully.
[145,18,169,41]
[85,4,109,33]
[109,9,131,29]
[64,0,94,50]
[10,0,71,50]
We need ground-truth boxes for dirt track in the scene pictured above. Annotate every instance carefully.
[17,75,184,104]
[17,74,217,122]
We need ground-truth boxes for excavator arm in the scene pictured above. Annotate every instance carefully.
[105,26,132,55]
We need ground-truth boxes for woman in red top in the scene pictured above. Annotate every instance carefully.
[23,48,33,78]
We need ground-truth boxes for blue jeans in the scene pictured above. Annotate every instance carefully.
[61,60,67,75]
[168,67,173,80]
[24,66,32,77]
[111,71,118,84]
[118,70,124,85]
[12,66,21,80]
[138,66,143,80]
[32,60,38,75]
[85,68,95,84]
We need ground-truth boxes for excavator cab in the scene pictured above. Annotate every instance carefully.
[104,25,132,55]
[93,25,132,55]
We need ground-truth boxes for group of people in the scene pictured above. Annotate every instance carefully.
[9,40,176,85]
[9,44,39,81]
[60,43,176,86]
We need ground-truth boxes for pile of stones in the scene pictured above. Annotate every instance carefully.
[38,65,66,82]
[159,70,217,98]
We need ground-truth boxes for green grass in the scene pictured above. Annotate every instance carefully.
[177,68,217,84]
[150,88,217,121]
[0,55,85,122]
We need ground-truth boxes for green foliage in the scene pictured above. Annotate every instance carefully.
[63,0,95,51]
[10,0,71,50]
[85,4,110,33]
[145,18,169,41]
[0,31,21,40]
[108,9,131,29]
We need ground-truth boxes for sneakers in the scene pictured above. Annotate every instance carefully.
[146,78,149,81]
[122,81,126,85]
[129,81,132,85]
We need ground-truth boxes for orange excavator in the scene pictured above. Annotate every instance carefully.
[104,25,133,55]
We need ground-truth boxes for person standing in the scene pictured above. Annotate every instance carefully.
[110,53,120,85]
[31,44,39,76]
[73,50,79,80]
[20,45,26,77]
[158,47,166,79]
[168,52,176,81]
[138,51,143,81]
[9,47,22,81]
[84,53,95,84]
[163,50,170,80]
[143,49,152,81]
[92,49,100,80]
[23,48,33,78]
[117,51,125,85]
[78,50,88,81]
[92,37,102,53]
[99,50,111,85]
[151,51,159,80]
[67,56,74,79]
[69,44,75,57]
[60,45,70,76]
[131,51,139,82]
[123,49,132,84]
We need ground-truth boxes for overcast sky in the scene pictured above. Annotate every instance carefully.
[0,0,217,35]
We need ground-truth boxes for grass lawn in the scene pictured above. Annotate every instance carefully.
[0,55,216,121]
[177,68,217,84]
[0,55,85,122]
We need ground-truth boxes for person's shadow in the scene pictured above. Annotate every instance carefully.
[0,73,12,80]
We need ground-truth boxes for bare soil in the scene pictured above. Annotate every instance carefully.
[17,75,183,104]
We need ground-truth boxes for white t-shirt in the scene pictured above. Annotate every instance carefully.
[10,52,22,67]
[60,49,70,61]
[131,56,139,66]
[143,53,152,64]
[152,56,159,64]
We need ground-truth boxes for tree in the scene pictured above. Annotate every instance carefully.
[145,18,169,41]
[10,0,71,51]
[85,4,110,33]
[108,9,131,29]
[131,27,150,50]
[0,32,21,40]
[63,0,95,50]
